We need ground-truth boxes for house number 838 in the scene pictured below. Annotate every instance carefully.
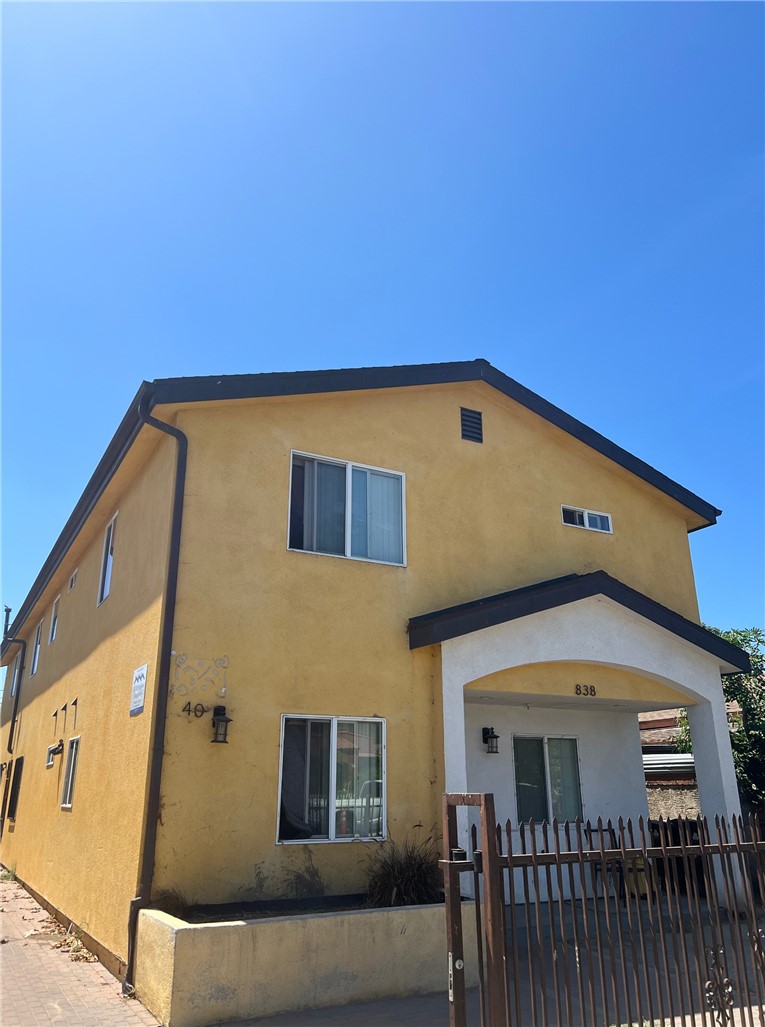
[575,684,597,697]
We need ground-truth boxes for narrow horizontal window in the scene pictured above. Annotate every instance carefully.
[561,505,612,533]
[98,516,117,605]
[31,622,43,676]
[279,716,385,842]
[49,597,60,644]
[61,738,80,810]
[289,453,404,565]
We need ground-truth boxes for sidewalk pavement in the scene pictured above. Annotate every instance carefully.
[0,880,158,1027]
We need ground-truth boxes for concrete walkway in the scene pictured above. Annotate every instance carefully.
[0,880,158,1027]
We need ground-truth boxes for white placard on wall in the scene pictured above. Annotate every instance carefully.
[130,664,148,717]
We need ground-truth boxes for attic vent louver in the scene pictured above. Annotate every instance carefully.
[461,407,483,443]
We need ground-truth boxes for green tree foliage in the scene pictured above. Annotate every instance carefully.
[677,627,765,810]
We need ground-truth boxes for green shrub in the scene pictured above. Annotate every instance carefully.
[364,829,443,907]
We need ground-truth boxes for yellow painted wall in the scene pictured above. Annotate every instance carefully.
[0,434,175,964]
[151,381,700,905]
[465,661,692,707]
[135,903,479,1027]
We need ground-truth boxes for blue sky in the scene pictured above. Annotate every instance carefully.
[2,2,763,631]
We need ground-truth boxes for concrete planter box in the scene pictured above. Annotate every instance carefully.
[135,902,478,1027]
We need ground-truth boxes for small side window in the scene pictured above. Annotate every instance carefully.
[561,505,612,533]
[61,738,80,810]
[49,597,60,644]
[30,623,43,676]
[68,570,78,592]
[98,516,117,605]
[8,654,21,698]
[46,746,57,768]
[7,757,24,820]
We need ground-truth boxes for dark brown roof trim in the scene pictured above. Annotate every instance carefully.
[152,359,720,526]
[407,570,751,673]
[2,360,720,651]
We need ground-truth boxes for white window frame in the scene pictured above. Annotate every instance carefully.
[68,569,78,592]
[8,654,21,698]
[287,451,407,567]
[512,734,584,823]
[97,514,118,606]
[276,713,387,844]
[48,597,60,644]
[30,621,43,676]
[561,505,613,534]
[61,737,80,810]
[46,745,57,768]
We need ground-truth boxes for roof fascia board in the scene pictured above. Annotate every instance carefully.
[1,382,154,656]
[151,360,719,526]
[407,570,752,673]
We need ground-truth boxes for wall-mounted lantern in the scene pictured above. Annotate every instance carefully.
[50,739,64,757]
[211,705,232,744]
[482,727,500,755]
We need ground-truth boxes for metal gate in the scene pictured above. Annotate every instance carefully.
[442,793,765,1027]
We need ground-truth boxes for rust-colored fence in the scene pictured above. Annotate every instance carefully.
[442,793,765,1027]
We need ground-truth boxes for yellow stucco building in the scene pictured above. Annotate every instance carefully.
[0,359,749,991]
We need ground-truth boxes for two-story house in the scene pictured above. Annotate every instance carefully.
[0,359,749,991]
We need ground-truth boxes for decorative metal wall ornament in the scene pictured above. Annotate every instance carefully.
[704,946,735,1025]
[751,927,765,979]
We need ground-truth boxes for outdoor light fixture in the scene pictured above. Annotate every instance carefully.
[50,739,64,757]
[211,705,232,744]
[482,727,500,755]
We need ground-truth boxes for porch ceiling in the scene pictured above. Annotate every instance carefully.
[464,689,685,713]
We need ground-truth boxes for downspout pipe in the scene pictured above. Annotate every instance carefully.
[123,393,188,993]
[4,636,27,755]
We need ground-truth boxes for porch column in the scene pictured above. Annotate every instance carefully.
[686,695,741,822]
[441,655,469,854]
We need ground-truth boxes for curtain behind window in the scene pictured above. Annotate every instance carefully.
[547,737,582,821]
[514,738,548,823]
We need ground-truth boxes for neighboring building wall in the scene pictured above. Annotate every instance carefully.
[0,436,175,965]
[646,782,700,820]
[151,381,697,904]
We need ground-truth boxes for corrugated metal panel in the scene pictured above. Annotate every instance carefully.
[643,752,695,776]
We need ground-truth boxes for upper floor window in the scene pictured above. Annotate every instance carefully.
[49,597,60,644]
[68,569,78,592]
[8,654,21,698]
[514,736,582,823]
[98,515,117,605]
[561,505,612,534]
[30,622,43,676]
[289,453,405,566]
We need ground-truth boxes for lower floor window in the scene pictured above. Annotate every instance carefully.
[513,736,582,823]
[61,738,80,810]
[279,716,385,841]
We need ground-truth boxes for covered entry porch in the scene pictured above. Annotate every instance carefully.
[408,571,751,839]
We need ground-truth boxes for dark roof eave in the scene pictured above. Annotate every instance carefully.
[407,570,752,673]
[1,382,154,657]
[2,359,721,650]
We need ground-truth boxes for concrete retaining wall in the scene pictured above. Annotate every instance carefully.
[135,902,477,1027]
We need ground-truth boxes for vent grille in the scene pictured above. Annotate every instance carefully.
[461,407,483,443]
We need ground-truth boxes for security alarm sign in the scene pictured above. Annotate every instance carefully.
[130,664,148,717]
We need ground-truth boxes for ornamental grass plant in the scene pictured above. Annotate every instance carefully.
[364,828,443,907]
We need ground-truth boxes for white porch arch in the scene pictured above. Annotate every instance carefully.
[439,594,741,824]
